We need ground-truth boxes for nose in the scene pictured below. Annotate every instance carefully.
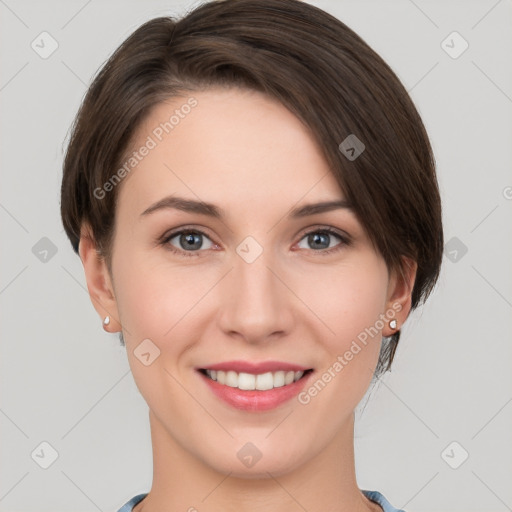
[217,245,295,345]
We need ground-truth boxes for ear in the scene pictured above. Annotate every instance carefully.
[78,223,122,333]
[382,256,418,337]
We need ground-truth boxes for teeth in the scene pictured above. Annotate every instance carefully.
[256,372,274,390]
[284,371,295,385]
[205,369,306,390]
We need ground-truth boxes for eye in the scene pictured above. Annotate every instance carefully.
[161,228,215,257]
[160,226,351,258]
[296,227,350,255]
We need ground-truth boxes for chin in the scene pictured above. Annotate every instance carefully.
[203,446,306,479]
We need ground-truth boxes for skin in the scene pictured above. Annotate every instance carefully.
[79,87,417,512]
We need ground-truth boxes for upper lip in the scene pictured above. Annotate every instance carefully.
[197,360,312,374]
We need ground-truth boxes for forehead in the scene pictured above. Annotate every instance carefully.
[116,87,345,218]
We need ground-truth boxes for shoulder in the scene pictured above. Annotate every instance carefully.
[362,489,407,512]
[116,493,148,512]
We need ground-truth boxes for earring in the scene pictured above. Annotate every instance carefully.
[103,316,110,327]
[389,319,397,330]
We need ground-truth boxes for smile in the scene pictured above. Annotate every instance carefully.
[201,369,311,390]
[197,364,314,412]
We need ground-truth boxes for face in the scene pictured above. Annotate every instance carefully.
[82,87,414,478]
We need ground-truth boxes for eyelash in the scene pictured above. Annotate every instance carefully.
[159,226,351,258]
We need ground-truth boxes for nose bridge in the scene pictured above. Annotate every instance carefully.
[218,237,291,341]
[237,246,276,303]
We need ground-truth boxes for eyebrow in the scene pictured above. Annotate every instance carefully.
[140,196,353,219]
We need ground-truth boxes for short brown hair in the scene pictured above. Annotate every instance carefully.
[60,0,443,378]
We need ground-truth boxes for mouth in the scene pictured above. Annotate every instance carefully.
[198,368,314,391]
[195,363,315,412]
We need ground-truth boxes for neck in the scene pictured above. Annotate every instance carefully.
[134,410,380,512]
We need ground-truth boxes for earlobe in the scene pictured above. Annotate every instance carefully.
[78,225,122,333]
[384,256,418,336]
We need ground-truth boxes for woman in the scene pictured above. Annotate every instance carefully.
[60,0,443,510]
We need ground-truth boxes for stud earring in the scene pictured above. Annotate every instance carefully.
[103,316,110,326]
[389,319,397,330]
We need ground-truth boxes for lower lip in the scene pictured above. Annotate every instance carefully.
[198,371,313,412]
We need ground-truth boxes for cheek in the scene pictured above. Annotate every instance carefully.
[112,245,196,338]
[111,252,196,403]
[293,262,388,414]
[298,256,388,358]
[113,232,388,353]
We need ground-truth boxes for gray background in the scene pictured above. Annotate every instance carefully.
[1,0,511,511]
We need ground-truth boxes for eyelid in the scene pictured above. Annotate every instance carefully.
[296,224,351,240]
[159,225,217,247]
[160,224,350,243]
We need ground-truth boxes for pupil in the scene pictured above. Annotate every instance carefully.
[310,232,328,249]
[182,233,201,250]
